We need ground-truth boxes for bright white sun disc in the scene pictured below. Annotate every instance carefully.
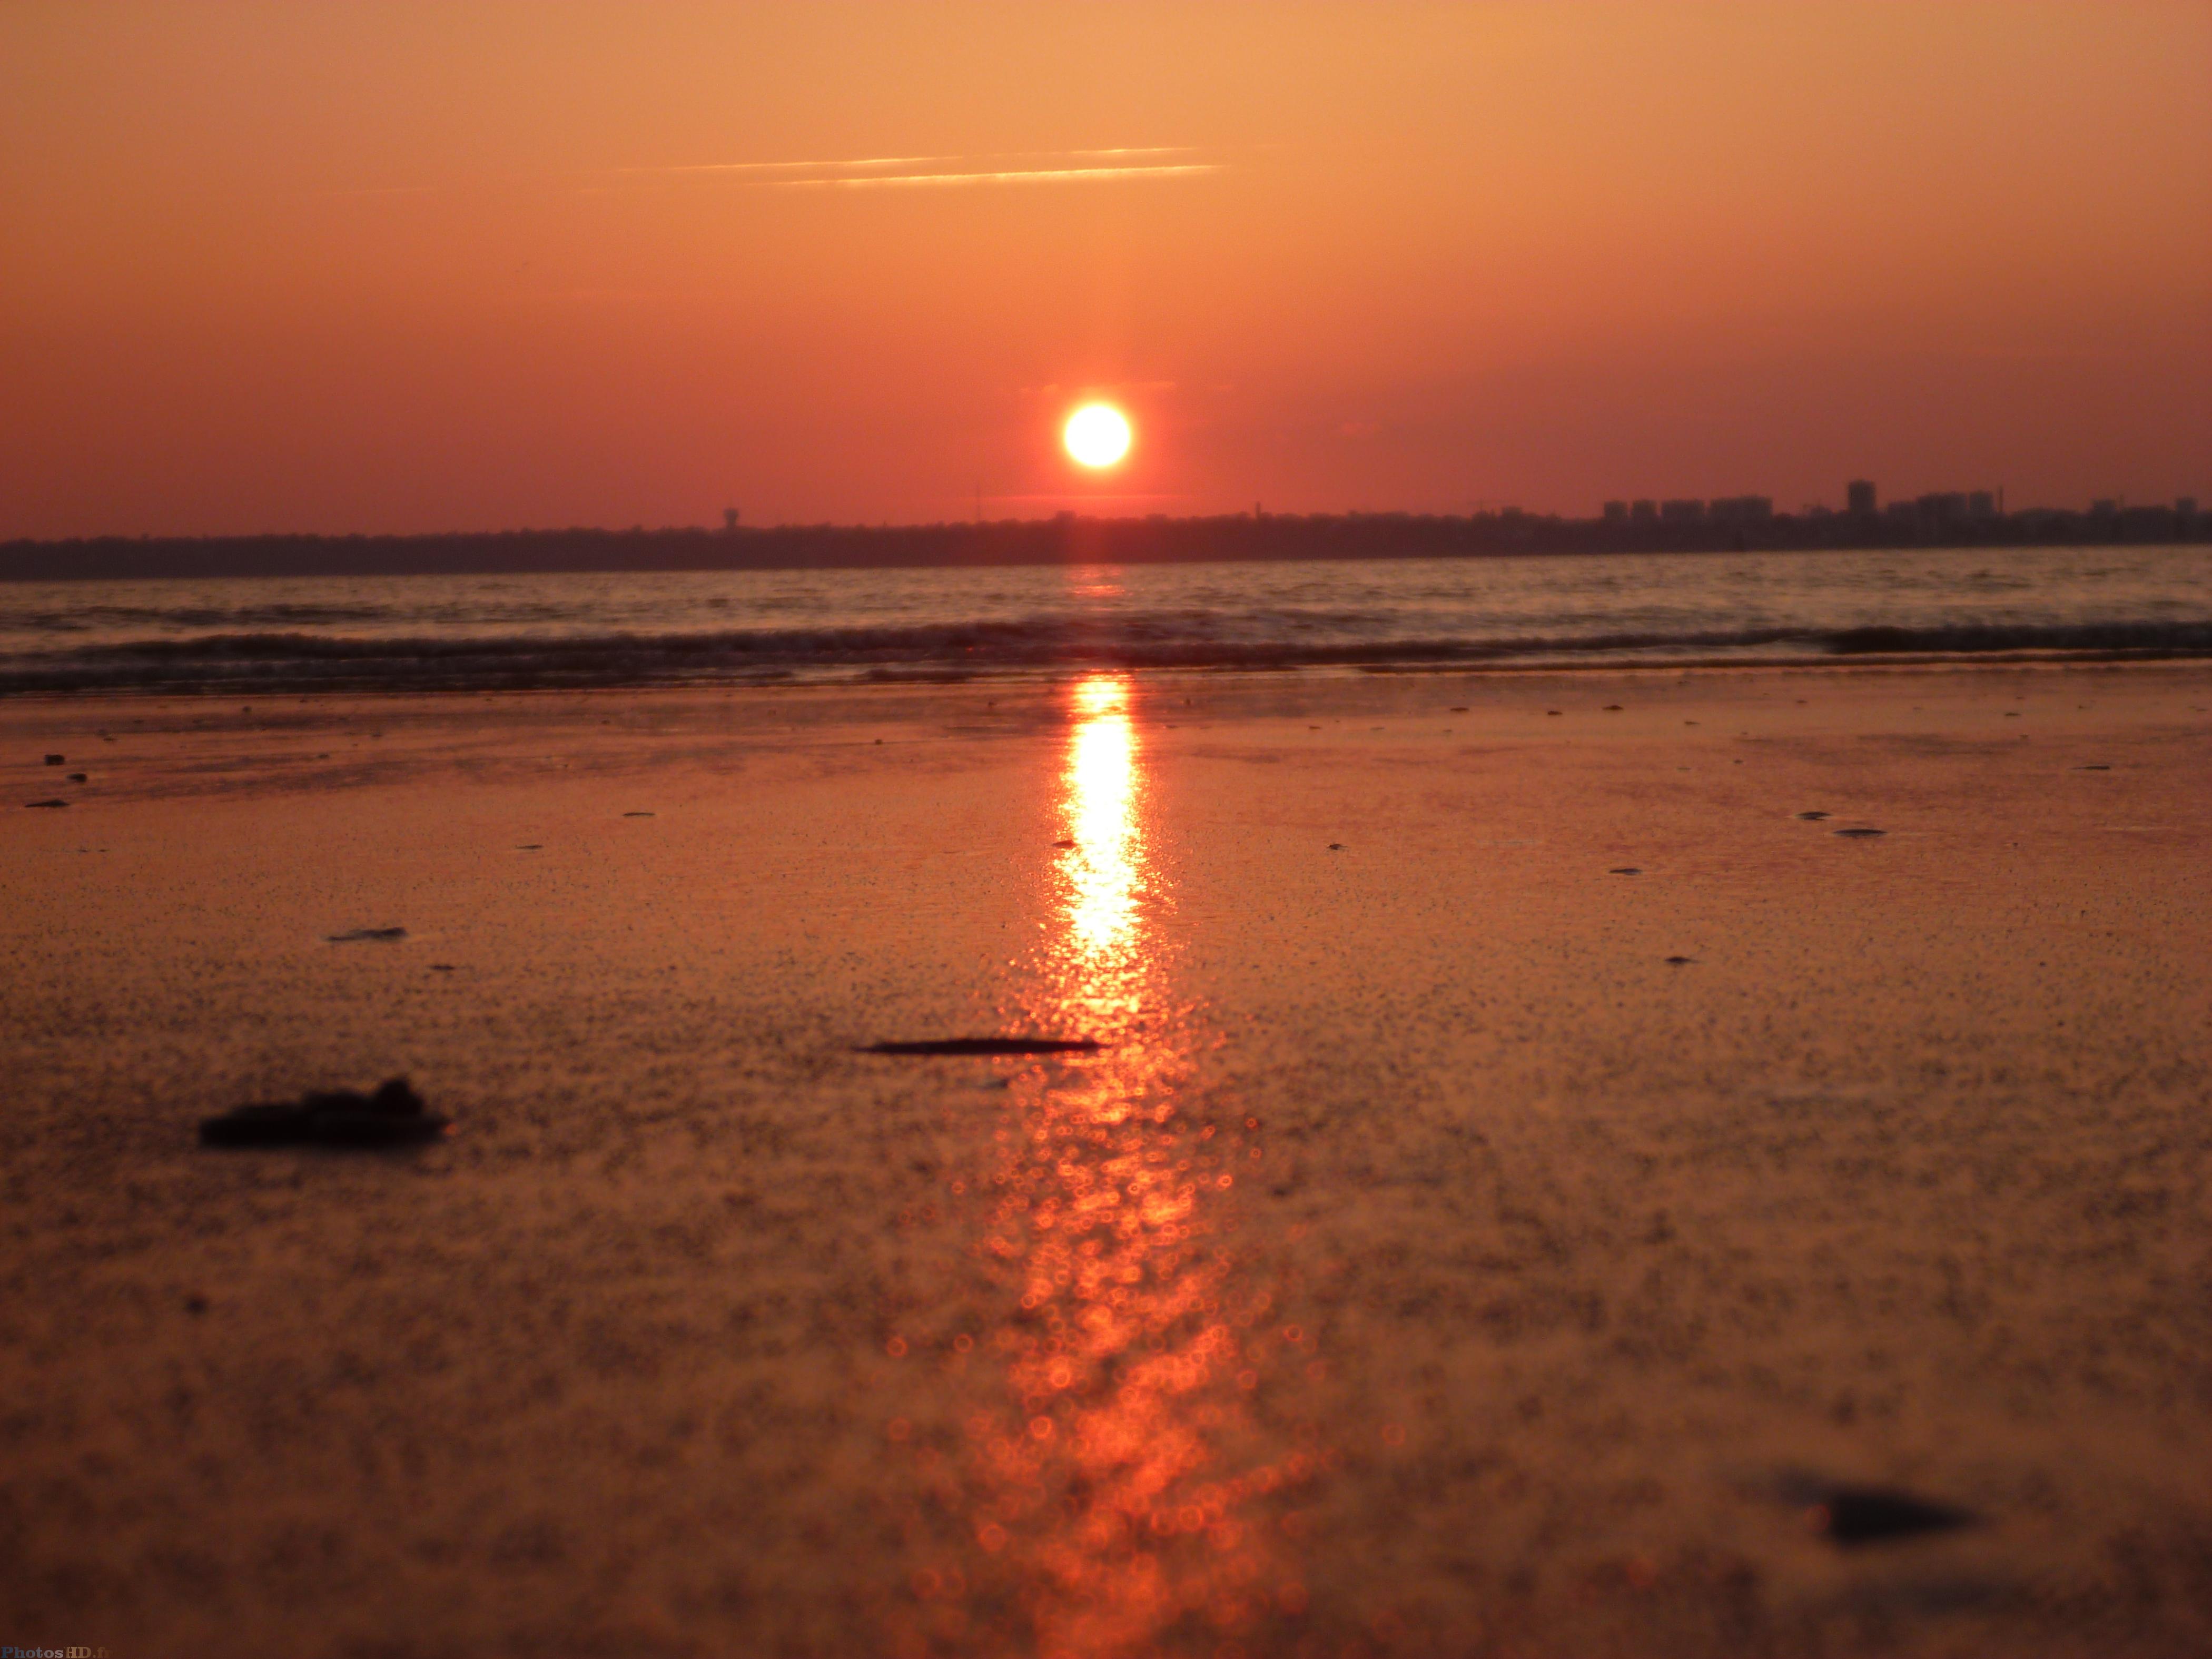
[1063,404,1132,468]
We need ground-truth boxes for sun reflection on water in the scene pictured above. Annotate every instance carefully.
[893,673,1317,1659]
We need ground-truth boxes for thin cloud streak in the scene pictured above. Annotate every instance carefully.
[767,163,1221,190]
[606,146,1201,179]
[608,154,963,176]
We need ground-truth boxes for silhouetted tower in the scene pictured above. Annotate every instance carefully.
[1846,480,1877,516]
[723,508,740,532]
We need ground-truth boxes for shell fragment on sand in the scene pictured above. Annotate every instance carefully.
[199,1078,449,1148]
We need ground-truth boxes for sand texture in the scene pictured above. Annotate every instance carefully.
[3,666,2209,1657]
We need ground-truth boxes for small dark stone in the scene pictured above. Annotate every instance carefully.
[2076,764,2109,772]
[623,811,655,817]
[429,963,456,972]
[44,754,64,765]
[327,926,407,942]
[1834,827,1886,839]
[1664,955,1694,965]
[1053,838,1077,848]
[1449,706,1468,713]
[1328,842,1346,851]
[516,844,541,851]
[862,1037,1104,1058]
[1546,709,1563,716]
[24,799,67,808]
[184,1293,209,1315]
[200,1077,448,1148]
[1610,867,1641,875]
[67,773,87,783]
[1603,704,1623,711]
[1795,811,1830,821]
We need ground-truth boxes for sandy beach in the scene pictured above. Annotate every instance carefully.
[3,663,2208,1658]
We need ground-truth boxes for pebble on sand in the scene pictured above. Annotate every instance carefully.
[199,1078,449,1148]
[623,811,655,817]
[1834,827,1887,839]
[1329,842,1347,851]
[1610,866,1642,875]
[67,773,87,782]
[1052,838,1077,848]
[25,798,67,808]
[1795,811,1830,821]
[1664,955,1695,965]
[43,754,63,765]
[327,926,407,943]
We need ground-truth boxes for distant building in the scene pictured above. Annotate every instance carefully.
[723,508,740,531]
[1709,495,1773,524]
[1660,499,1706,524]
[1631,499,1658,524]
[1967,491,1996,518]
[2179,497,2199,519]
[1917,492,1969,522]
[2091,499,2119,517]
[1846,479,1877,516]
[1603,500,1628,522]
[1884,501,1919,523]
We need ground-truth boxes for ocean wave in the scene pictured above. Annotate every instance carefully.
[2,615,2207,695]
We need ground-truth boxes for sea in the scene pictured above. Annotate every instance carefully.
[1,544,2206,696]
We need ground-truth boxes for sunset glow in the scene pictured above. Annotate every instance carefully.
[2,4,2204,534]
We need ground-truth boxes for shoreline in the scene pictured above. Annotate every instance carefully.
[6,643,2212,705]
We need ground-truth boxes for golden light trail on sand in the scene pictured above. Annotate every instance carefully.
[1062,676,1141,968]
[890,671,1322,1659]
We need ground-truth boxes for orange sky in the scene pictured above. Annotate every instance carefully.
[3,2,2207,536]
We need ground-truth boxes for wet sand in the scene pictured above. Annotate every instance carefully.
[3,665,2208,1658]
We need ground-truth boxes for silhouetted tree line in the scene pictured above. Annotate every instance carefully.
[2,506,2201,581]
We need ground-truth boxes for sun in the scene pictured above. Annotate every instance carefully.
[1063,403,1132,469]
